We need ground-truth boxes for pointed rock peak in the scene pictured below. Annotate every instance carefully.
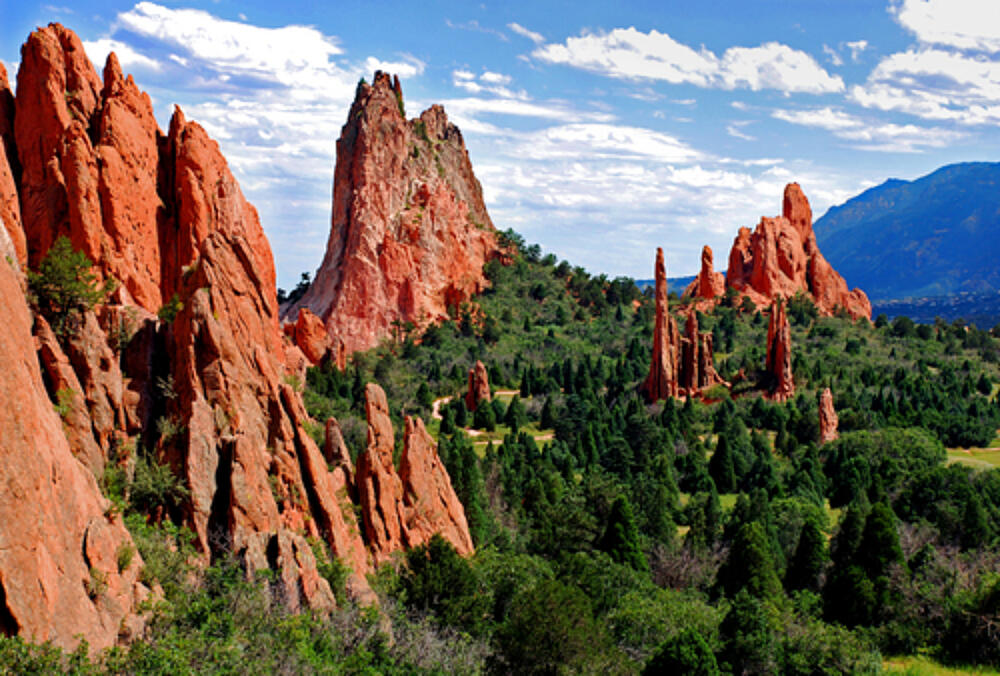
[701,244,714,269]
[766,298,794,402]
[364,383,394,460]
[102,51,123,91]
[782,182,812,239]
[169,105,187,138]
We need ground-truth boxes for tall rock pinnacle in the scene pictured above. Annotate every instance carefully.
[284,71,499,353]
[642,247,680,402]
[766,299,795,402]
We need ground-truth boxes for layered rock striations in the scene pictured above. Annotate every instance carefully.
[726,184,871,319]
[1,24,478,645]
[766,300,795,402]
[283,71,499,353]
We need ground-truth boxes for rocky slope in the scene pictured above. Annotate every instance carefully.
[685,184,871,320]
[0,24,474,649]
[282,72,499,354]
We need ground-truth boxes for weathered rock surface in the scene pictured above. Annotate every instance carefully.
[465,359,491,412]
[356,384,474,565]
[0,235,146,652]
[725,184,871,320]
[287,307,331,364]
[766,300,795,402]
[399,415,475,556]
[642,247,680,402]
[818,387,839,443]
[283,71,499,353]
[683,245,726,303]
[679,310,726,396]
[3,25,482,644]
[0,63,25,265]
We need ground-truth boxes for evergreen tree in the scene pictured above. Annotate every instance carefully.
[719,589,779,676]
[540,396,556,430]
[598,495,648,572]
[643,629,720,676]
[709,434,737,493]
[785,519,827,592]
[717,521,781,600]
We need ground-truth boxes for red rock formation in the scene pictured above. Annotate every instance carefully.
[819,387,839,443]
[465,359,491,412]
[679,310,726,396]
[642,247,681,402]
[356,384,474,564]
[766,299,795,402]
[399,416,474,556]
[0,63,25,265]
[288,307,331,364]
[683,245,725,303]
[0,232,146,651]
[725,184,870,320]
[284,71,499,353]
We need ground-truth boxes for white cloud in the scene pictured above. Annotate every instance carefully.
[532,27,843,94]
[892,0,1000,52]
[823,44,843,66]
[850,48,1000,125]
[449,69,528,100]
[845,40,869,61]
[363,55,425,79]
[508,22,544,44]
[515,123,704,162]
[83,38,162,72]
[726,122,756,141]
[480,71,511,85]
[773,106,965,151]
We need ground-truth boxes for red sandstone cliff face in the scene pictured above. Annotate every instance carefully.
[283,72,499,353]
[0,236,147,652]
[726,184,871,320]
[766,300,795,402]
[0,64,25,265]
[466,359,491,412]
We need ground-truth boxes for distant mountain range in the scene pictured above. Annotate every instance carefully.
[814,162,1000,301]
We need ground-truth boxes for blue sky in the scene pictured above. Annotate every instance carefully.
[3,1,1000,289]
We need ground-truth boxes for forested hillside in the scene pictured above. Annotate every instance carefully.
[10,231,1000,674]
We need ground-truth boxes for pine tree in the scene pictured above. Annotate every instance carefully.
[785,519,827,592]
[709,434,737,493]
[599,495,648,572]
[717,521,781,600]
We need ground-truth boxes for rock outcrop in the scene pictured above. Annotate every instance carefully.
[679,310,726,396]
[641,247,681,402]
[286,307,332,365]
[725,184,871,320]
[465,359,491,412]
[683,245,726,303]
[0,63,25,265]
[1,24,484,647]
[356,384,474,565]
[818,387,839,443]
[0,230,146,652]
[766,300,795,402]
[283,71,499,353]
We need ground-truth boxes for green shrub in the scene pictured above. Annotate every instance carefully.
[28,236,115,336]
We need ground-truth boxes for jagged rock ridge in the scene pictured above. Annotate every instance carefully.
[283,71,499,353]
[0,24,475,649]
[684,184,871,320]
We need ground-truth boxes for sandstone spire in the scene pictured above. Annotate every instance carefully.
[642,247,680,402]
[819,387,839,443]
[466,359,491,412]
[766,299,795,402]
[684,245,726,302]
[283,71,499,353]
